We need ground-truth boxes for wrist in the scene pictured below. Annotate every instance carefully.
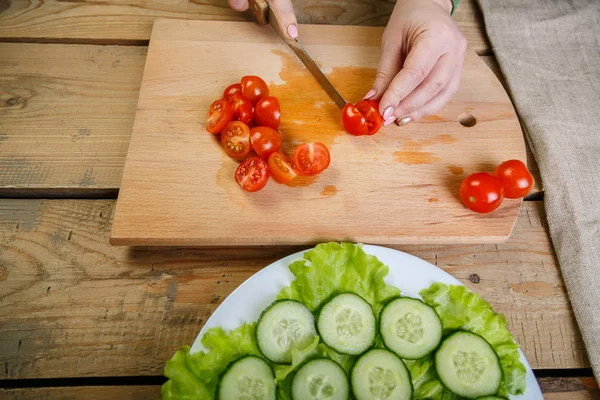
[430,0,453,14]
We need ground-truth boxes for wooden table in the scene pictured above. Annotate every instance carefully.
[0,1,597,398]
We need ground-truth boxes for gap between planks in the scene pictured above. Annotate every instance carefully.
[0,199,586,380]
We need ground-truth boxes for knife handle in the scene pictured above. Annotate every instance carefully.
[249,0,269,25]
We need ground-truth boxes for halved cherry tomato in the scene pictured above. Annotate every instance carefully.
[341,100,383,136]
[206,99,234,134]
[250,126,281,159]
[356,100,384,135]
[293,142,330,176]
[241,75,269,104]
[228,93,254,125]
[460,172,504,214]
[494,159,534,199]
[235,156,269,192]
[221,121,252,159]
[254,96,281,129]
[268,152,298,184]
[223,83,242,102]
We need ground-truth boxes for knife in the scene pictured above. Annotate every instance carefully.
[248,0,346,109]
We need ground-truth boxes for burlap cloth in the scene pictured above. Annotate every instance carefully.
[477,0,600,382]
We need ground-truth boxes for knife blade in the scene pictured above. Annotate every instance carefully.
[248,0,346,109]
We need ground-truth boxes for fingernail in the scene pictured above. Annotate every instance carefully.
[383,106,394,120]
[396,116,413,126]
[287,24,298,39]
[363,89,377,100]
[384,116,396,126]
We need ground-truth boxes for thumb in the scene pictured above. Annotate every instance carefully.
[267,0,299,39]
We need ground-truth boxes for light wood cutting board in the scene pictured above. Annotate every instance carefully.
[110,19,526,246]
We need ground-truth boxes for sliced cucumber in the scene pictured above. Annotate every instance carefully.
[350,349,413,400]
[217,356,276,400]
[256,300,317,364]
[291,358,349,400]
[380,297,442,359]
[317,293,376,355]
[435,331,503,399]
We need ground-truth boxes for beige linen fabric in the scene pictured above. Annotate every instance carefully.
[477,0,600,382]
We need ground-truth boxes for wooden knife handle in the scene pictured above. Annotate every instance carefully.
[249,0,269,25]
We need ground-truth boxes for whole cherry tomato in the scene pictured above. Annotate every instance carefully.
[494,159,534,199]
[228,93,253,125]
[250,126,281,159]
[293,142,330,176]
[206,99,234,134]
[221,121,252,159]
[223,83,242,102]
[460,172,504,214]
[235,156,269,192]
[241,75,269,104]
[254,96,281,129]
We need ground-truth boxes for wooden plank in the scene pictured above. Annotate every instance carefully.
[111,21,525,246]
[0,386,159,400]
[0,45,541,196]
[0,0,491,54]
[1,377,597,399]
[0,199,587,379]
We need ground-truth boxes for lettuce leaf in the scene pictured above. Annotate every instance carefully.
[420,283,527,397]
[277,242,401,316]
[161,323,260,400]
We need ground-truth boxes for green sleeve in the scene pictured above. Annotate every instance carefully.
[451,0,459,15]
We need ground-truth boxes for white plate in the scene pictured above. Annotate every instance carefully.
[191,244,543,399]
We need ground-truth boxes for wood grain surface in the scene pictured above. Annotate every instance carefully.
[0,377,597,399]
[0,0,490,54]
[0,199,587,380]
[111,20,526,246]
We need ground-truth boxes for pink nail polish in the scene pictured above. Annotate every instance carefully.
[287,24,298,39]
[363,89,377,100]
[384,116,396,126]
[383,106,394,120]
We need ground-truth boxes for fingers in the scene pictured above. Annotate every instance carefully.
[364,39,403,110]
[267,0,299,39]
[392,53,456,119]
[228,0,249,12]
[378,39,443,121]
[397,66,462,125]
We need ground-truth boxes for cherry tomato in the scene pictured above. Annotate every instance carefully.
[254,96,281,129]
[206,99,234,134]
[268,152,298,184]
[460,172,504,214]
[494,159,534,199]
[341,100,384,136]
[235,156,269,192]
[356,100,384,135]
[223,83,242,102]
[241,75,269,104]
[221,121,252,159]
[228,93,254,125]
[293,142,330,176]
[250,126,281,159]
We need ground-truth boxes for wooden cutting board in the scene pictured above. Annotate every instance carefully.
[110,19,526,246]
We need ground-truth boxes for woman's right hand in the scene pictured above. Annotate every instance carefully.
[228,0,300,39]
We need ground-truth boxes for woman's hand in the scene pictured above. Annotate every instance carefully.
[365,0,467,126]
[228,0,299,39]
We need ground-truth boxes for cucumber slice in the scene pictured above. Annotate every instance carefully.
[435,331,503,399]
[350,349,413,400]
[380,297,442,359]
[217,356,276,400]
[256,300,317,364]
[317,293,376,355]
[291,358,349,400]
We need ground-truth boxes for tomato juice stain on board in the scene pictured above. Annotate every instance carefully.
[320,185,338,197]
[428,197,440,203]
[447,165,464,175]
[393,134,457,165]
[393,151,441,165]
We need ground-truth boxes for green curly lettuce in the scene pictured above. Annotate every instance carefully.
[420,283,527,397]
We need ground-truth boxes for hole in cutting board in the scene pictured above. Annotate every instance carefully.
[458,113,477,127]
